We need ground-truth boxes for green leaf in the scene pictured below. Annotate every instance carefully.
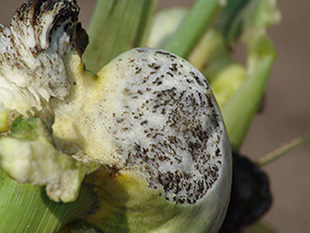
[0,166,95,233]
[209,60,246,107]
[83,0,158,72]
[188,28,229,71]
[222,56,273,151]
[241,0,280,70]
[220,0,280,150]
[215,0,253,42]
[163,0,223,57]
[147,7,188,49]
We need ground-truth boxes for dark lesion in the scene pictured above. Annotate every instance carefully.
[13,0,88,54]
[73,22,89,55]
[107,165,121,179]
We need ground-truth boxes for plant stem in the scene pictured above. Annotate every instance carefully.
[222,56,273,151]
[256,133,310,166]
[164,0,223,58]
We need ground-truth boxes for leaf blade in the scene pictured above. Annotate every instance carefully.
[163,0,223,57]
[222,56,273,151]
[83,0,158,72]
[0,166,95,233]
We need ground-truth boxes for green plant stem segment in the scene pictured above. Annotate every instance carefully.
[83,0,158,72]
[256,133,310,166]
[222,56,273,151]
[164,0,223,58]
[0,166,95,233]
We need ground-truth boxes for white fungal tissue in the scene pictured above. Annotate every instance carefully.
[0,0,79,110]
[89,48,229,204]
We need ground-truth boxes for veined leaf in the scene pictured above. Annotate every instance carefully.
[223,56,273,151]
[164,0,223,58]
[215,0,254,42]
[147,7,188,49]
[83,0,158,72]
[221,0,280,150]
[0,166,95,233]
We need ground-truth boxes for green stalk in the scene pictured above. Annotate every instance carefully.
[222,56,273,151]
[0,166,95,233]
[219,0,279,150]
[256,133,310,166]
[164,0,223,58]
[83,0,158,72]
[188,28,229,71]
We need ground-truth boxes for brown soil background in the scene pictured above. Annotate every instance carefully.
[1,1,309,232]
